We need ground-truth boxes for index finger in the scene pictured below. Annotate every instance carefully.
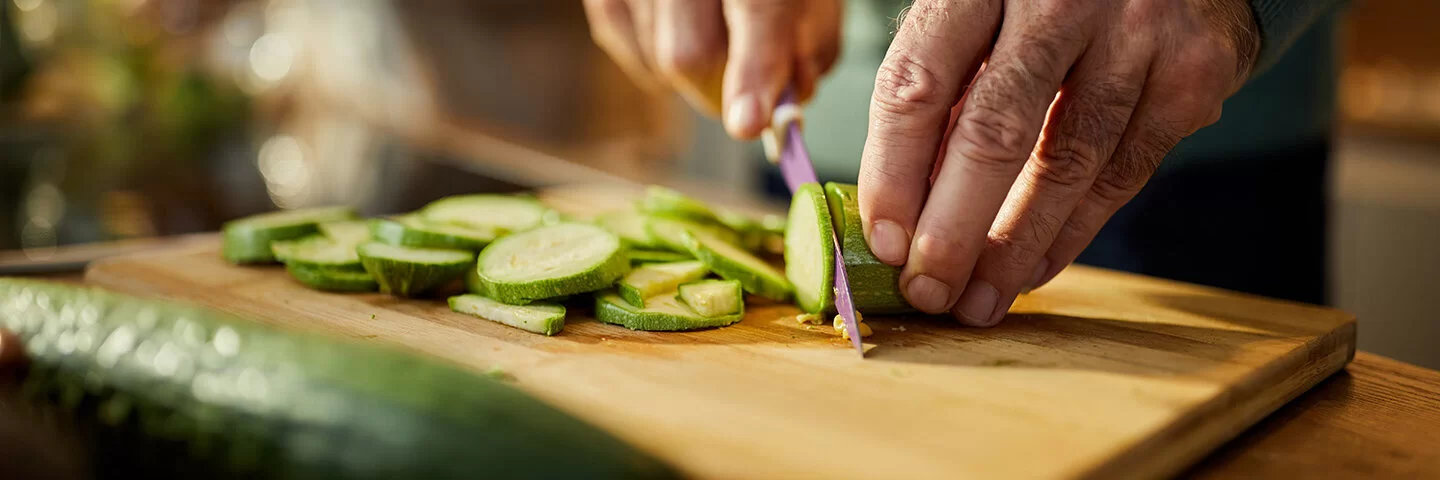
[857,0,1000,267]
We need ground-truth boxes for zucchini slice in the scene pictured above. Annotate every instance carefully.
[785,182,836,314]
[616,261,710,307]
[595,290,742,331]
[627,249,693,265]
[317,219,373,245]
[357,242,475,297]
[270,235,362,269]
[644,216,743,253]
[680,226,792,302]
[221,206,356,264]
[677,279,744,317]
[475,223,628,304]
[420,194,552,233]
[825,182,915,314]
[0,278,679,479]
[286,264,379,292]
[595,209,663,250]
[637,185,720,223]
[449,293,566,336]
[370,216,501,251]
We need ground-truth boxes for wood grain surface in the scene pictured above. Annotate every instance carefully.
[80,184,1358,480]
[1185,351,1440,479]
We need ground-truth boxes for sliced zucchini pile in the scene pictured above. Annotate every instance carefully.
[222,183,907,339]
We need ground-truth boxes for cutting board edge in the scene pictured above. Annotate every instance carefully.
[1080,317,1357,480]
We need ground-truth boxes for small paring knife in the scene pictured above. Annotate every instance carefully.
[763,88,866,357]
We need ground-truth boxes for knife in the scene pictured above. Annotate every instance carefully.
[763,88,866,356]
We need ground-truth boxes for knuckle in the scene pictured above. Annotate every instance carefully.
[985,228,1048,274]
[656,42,717,77]
[1032,143,1102,188]
[872,53,949,117]
[953,105,1034,170]
[913,231,972,273]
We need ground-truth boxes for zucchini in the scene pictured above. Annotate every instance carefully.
[475,223,629,305]
[448,294,566,336]
[825,183,915,314]
[637,186,720,223]
[677,280,744,317]
[317,220,373,245]
[644,216,743,253]
[0,278,678,479]
[595,209,663,250]
[420,194,551,233]
[357,242,475,297]
[616,261,709,308]
[286,264,379,292]
[679,227,792,302]
[269,236,362,270]
[627,249,693,265]
[370,217,500,251]
[221,206,356,264]
[785,183,836,314]
[595,291,742,331]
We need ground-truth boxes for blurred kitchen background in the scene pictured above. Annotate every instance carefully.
[0,0,1436,367]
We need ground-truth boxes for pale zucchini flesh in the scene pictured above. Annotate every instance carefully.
[270,235,362,269]
[617,260,710,307]
[596,209,663,250]
[475,223,628,304]
[371,216,500,251]
[681,228,792,302]
[677,280,743,317]
[637,186,720,223]
[318,220,373,245]
[627,249,693,265]
[595,291,742,331]
[449,294,566,336]
[644,216,743,253]
[420,194,551,233]
[785,182,836,314]
[358,242,475,297]
[222,206,356,264]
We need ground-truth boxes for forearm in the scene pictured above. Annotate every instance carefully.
[1250,0,1349,73]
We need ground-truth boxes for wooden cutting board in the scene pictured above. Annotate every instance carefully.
[83,184,1356,480]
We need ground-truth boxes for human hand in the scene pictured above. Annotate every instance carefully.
[582,0,842,138]
[857,0,1260,325]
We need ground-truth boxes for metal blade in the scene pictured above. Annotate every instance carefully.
[774,93,865,356]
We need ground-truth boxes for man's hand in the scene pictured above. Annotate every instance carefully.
[858,0,1260,325]
[582,0,842,138]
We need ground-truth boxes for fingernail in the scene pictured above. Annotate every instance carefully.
[1026,258,1050,291]
[868,220,908,265]
[905,275,953,313]
[725,95,761,137]
[955,280,998,326]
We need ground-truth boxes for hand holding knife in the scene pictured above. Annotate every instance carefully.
[763,88,866,357]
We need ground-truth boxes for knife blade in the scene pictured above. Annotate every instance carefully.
[766,88,865,356]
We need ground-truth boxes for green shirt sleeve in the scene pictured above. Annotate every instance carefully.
[1249,0,1350,74]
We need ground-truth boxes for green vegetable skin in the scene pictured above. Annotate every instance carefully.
[369,217,500,252]
[824,183,916,314]
[0,279,678,479]
[357,242,475,298]
[285,264,378,293]
[595,291,742,331]
[222,206,356,264]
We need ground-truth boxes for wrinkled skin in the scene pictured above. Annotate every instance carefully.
[586,0,1260,326]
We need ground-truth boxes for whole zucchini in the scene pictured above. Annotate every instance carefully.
[0,279,678,479]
